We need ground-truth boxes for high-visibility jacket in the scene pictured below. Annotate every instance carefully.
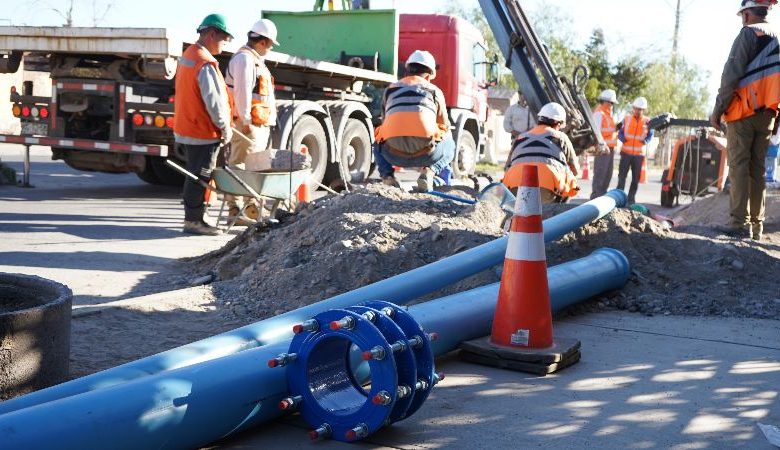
[594,103,617,148]
[174,44,230,140]
[374,76,449,156]
[226,46,276,127]
[621,114,649,156]
[724,25,780,123]
[503,126,579,198]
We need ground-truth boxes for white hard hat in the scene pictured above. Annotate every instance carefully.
[597,89,618,104]
[249,19,279,45]
[632,97,648,109]
[405,50,437,79]
[737,0,776,15]
[538,102,567,124]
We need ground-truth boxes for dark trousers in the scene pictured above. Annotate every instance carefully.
[590,149,615,199]
[180,142,220,222]
[616,152,644,204]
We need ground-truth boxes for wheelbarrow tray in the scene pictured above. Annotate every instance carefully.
[212,168,310,200]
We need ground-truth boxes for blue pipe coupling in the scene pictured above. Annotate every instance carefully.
[271,301,441,442]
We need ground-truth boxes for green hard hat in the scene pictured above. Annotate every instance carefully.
[197,13,233,38]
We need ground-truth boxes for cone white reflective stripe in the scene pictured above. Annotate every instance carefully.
[513,186,542,216]
[505,231,546,261]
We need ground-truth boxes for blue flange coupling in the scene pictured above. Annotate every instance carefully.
[269,300,442,442]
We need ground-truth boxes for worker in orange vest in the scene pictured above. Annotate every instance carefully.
[503,102,580,203]
[373,50,455,192]
[710,0,780,241]
[224,18,279,226]
[617,97,654,205]
[590,89,619,199]
[174,14,233,236]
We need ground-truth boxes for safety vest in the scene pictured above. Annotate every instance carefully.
[374,76,448,150]
[173,43,230,140]
[621,114,648,156]
[595,104,617,148]
[226,46,276,127]
[503,126,579,198]
[724,24,780,123]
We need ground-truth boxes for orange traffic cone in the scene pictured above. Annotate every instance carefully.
[639,156,648,184]
[296,145,312,203]
[580,154,590,181]
[459,165,581,374]
[203,179,216,205]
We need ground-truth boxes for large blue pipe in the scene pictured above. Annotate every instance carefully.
[0,249,630,449]
[0,190,626,415]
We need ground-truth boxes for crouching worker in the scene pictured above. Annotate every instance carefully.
[373,50,455,191]
[503,102,580,203]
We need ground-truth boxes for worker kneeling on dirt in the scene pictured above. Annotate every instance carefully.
[503,102,580,203]
[224,18,279,226]
[373,50,455,192]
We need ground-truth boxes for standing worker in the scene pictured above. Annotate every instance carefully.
[709,0,779,241]
[503,102,580,203]
[503,94,536,139]
[590,89,619,199]
[173,14,233,236]
[224,18,279,226]
[617,97,654,205]
[373,50,455,191]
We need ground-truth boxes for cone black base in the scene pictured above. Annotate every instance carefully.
[459,336,581,376]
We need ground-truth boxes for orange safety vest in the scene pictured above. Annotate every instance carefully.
[174,44,230,140]
[724,25,780,123]
[595,104,617,148]
[503,126,579,198]
[374,76,448,144]
[621,114,648,156]
[227,46,275,126]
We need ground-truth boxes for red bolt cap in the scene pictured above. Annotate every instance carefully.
[267,358,279,368]
[361,351,373,361]
[345,429,357,440]
[429,332,439,342]
[308,430,320,441]
[329,320,342,330]
[292,324,304,334]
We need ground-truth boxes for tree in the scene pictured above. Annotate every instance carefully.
[27,0,113,27]
[642,57,709,118]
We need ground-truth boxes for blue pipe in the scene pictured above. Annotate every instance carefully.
[0,249,630,449]
[0,190,627,415]
[426,190,478,204]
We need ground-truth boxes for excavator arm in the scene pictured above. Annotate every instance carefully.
[478,0,605,154]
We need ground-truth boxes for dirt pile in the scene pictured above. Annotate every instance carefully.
[189,184,506,320]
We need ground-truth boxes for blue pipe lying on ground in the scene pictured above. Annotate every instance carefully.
[0,249,630,450]
[0,190,627,416]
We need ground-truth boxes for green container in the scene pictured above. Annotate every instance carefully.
[262,10,398,76]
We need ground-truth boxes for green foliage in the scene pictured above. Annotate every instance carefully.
[642,58,709,118]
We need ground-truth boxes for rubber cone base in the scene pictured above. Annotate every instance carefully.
[459,336,581,376]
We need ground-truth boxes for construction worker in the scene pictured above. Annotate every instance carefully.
[709,0,779,241]
[617,96,654,205]
[224,18,279,226]
[590,89,619,199]
[174,14,233,235]
[503,102,580,203]
[503,93,536,139]
[373,50,455,191]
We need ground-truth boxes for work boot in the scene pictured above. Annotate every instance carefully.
[382,175,400,188]
[416,168,434,192]
[228,206,257,227]
[183,220,222,236]
[751,222,763,241]
[718,223,750,239]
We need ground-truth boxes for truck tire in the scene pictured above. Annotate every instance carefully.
[291,115,328,189]
[338,118,372,183]
[150,156,186,186]
[135,156,164,185]
[453,132,477,179]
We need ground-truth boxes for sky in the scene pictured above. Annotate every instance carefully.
[3,0,753,108]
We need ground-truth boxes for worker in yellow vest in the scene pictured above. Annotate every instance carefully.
[710,0,779,241]
[174,14,233,236]
[224,18,279,226]
[617,97,654,205]
[503,102,580,203]
[590,89,619,199]
[373,50,455,192]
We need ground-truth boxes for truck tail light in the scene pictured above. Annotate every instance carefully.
[40,107,49,119]
[166,116,174,128]
[153,115,165,128]
[168,95,175,103]
[144,115,152,126]
[132,113,144,126]
[12,105,20,117]
[30,106,39,118]
[21,106,30,117]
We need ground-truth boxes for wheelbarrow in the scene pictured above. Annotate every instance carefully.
[165,159,310,231]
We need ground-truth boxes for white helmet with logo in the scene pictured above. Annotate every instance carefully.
[632,96,648,110]
[597,89,618,104]
[538,102,567,124]
[737,0,776,15]
[249,19,279,45]
[405,50,437,79]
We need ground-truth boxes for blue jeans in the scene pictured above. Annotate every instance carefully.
[373,137,456,178]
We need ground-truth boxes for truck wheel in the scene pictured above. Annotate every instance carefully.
[452,132,477,179]
[150,156,186,186]
[338,118,372,183]
[136,156,163,185]
[291,115,328,189]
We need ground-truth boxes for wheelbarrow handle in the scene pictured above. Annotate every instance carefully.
[164,159,218,192]
[223,166,265,203]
